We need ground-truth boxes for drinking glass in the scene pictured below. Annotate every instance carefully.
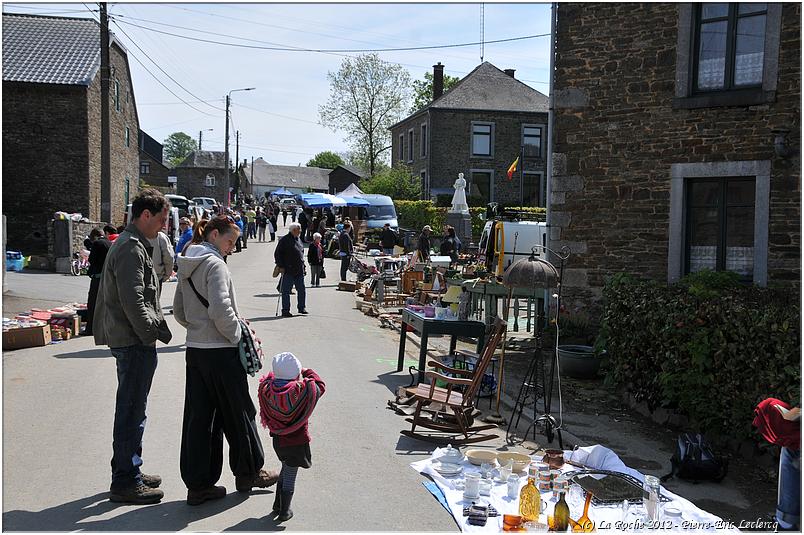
[480,462,493,479]
[568,483,585,511]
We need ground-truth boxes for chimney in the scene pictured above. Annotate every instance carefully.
[504,69,516,78]
[433,62,444,100]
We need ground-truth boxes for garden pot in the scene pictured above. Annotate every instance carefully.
[557,345,605,379]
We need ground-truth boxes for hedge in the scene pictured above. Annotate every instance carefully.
[394,200,545,239]
[600,271,801,441]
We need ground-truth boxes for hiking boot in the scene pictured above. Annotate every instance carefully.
[140,473,162,488]
[187,485,226,506]
[276,490,294,522]
[298,310,309,315]
[236,469,280,493]
[109,483,164,505]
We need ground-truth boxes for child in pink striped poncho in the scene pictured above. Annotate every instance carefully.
[257,352,325,522]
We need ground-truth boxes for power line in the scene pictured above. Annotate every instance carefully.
[110,18,225,114]
[139,98,223,106]
[110,14,549,53]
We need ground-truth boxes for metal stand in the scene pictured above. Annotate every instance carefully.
[503,245,569,448]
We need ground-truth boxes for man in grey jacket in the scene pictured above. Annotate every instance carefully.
[94,188,172,505]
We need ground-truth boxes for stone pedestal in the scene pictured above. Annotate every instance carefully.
[446,211,472,246]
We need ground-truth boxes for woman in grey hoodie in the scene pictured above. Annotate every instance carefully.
[173,216,279,506]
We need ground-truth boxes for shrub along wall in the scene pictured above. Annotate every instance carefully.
[600,272,801,442]
[394,201,545,239]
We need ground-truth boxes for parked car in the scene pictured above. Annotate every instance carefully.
[279,198,298,211]
[191,197,217,211]
[165,194,192,218]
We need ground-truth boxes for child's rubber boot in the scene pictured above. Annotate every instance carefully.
[277,491,294,522]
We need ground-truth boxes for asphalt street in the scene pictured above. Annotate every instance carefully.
[2,225,459,531]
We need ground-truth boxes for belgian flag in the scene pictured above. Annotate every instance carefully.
[506,156,519,180]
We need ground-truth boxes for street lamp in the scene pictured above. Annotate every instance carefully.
[198,128,213,150]
[225,87,255,206]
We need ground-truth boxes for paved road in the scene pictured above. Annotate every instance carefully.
[3,226,458,531]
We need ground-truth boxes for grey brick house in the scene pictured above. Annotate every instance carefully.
[3,13,140,254]
[175,151,229,204]
[390,62,549,206]
[551,3,800,310]
[139,131,171,189]
[243,158,329,200]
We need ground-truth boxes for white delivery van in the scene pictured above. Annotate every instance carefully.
[478,220,547,274]
[360,194,398,230]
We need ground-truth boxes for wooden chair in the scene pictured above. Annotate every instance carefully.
[400,318,507,445]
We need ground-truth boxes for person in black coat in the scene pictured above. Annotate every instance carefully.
[274,223,307,317]
[307,233,325,287]
[83,228,111,336]
[416,225,432,263]
[380,223,397,256]
[338,223,354,282]
[439,225,460,264]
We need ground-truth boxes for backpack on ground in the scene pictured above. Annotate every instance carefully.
[661,433,728,483]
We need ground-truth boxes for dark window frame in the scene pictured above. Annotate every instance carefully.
[470,121,494,158]
[684,176,756,278]
[398,133,404,163]
[691,3,767,94]
[420,123,427,157]
[140,161,150,175]
[407,128,414,163]
[522,124,544,159]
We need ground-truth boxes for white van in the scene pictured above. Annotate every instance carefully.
[191,197,217,211]
[478,220,547,274]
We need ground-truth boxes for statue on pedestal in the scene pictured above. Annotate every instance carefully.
[449,173,469,214]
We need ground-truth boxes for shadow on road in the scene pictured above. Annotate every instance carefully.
[223,514,286,531]
[246,316,285,323]
[394,434,436,455]
[372,370,408,396]
[54,348,110,359]
[2,491,255,531]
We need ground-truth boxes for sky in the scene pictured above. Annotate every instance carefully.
[3,2,553,167]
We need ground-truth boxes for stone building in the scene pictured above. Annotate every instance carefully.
[243,158,329,200]
[139,131,171,190]
[390,62,549,206]
[329,164,366,195]
[2,13,140,254]
[174,151,228,204]
[551,3,800,310]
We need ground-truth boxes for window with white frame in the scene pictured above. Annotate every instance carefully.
[522,125,543,158]
[420,124,427,157]
[205,174,216,187]
[471,122,493,157]
[407,129,414,162]
[398,133,404,163]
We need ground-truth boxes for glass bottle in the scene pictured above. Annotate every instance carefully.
[518,464,540,522]
[554,490,570,531]
[572,491,594,533]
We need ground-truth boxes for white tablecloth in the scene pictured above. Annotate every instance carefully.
[410,445,738,532]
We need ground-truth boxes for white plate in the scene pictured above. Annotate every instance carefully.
[433,461,463,475]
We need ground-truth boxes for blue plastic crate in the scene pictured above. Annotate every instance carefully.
[6,258,24,272]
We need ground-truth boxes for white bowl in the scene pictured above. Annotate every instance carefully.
[465,449,498,466]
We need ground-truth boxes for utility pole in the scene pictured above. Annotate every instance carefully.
[224,94,230,206]
[235,131,240,174]
[100,2,111,223]
[198,128,212,151]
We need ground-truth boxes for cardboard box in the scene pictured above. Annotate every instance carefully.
[48,315,80,336]
[338,281,357,292]
[3,325,52,350]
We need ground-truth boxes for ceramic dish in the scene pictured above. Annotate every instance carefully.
[496,452,531,473]
[433,461,463,475]
[465,449,498,466]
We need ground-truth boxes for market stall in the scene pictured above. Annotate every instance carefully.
[410,445,737,532]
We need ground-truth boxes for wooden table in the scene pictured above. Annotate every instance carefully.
[397,308,486,383]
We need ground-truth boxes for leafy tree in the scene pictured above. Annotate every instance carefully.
[306,151,345,169]
[409,71,460,114]
[319,53,411,179]
[360,164,421,200]
[163,132,197,167]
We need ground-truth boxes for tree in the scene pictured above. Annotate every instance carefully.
[164,132,197,167]
[360,164,421,200]
[319,53,411,179]
[409,71,460,114]
[306,151,344,169]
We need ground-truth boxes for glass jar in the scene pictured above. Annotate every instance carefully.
[643,475,661,522]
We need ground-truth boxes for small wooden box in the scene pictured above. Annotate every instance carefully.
[338,281,357,292]
[3,325,52,350]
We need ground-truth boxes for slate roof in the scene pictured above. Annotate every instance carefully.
[335,164,367,178]
[176,151,227,169]
[391,62,548,128]
[245,158,330,191]
[2,13,123,86]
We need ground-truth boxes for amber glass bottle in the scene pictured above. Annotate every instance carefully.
[518,464,541,522]
[554,490,570,531]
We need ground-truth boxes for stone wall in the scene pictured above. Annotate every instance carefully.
[2,82,89,255]
[139,150,172,189]
[552,3,801,312]
[391,108,548,204]
[176,167,229,204]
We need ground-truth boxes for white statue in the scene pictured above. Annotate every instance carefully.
[450,172,469,214]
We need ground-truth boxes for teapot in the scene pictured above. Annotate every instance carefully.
[438,444,464,464]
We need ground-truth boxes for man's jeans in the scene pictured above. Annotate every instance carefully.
[383,248,394,256]
[110,344,158,489]
[777,446,801,529]
[281,273,306,313]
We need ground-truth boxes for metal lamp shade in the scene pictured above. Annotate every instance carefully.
[502,256,560,289]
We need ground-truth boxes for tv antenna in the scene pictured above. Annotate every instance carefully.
[480,3,485,62]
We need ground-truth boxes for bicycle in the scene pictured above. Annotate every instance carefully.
[70,249,90,276]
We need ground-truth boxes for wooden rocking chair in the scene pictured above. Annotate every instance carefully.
[400,318,507,445]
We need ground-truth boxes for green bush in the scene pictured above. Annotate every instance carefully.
[600,272,801,441]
